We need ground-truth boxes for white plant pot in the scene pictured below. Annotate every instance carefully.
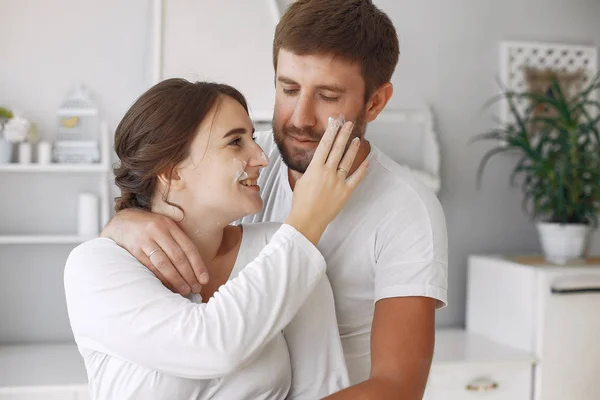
[0,137,13,163]
[536,222,592,264]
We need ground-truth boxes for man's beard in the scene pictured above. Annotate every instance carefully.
[272,111,366,173]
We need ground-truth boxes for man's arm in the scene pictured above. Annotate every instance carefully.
[101,209,209,296]
[324,296,436,400]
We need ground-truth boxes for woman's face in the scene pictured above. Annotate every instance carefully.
[175,95,268,223]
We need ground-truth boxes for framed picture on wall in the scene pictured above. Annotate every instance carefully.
[499,41,598,123]
[151,0,281,117]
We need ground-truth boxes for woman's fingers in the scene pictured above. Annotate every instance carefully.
[325,121,354,169]
[310,116,344,167]
[345,159,370,189]
[336,137,360,177]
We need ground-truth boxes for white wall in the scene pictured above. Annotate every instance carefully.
[1,0,599,342]
[161,0,278,116]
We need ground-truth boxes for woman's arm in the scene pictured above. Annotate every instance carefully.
[283,276,350,399]
[65,225,325,380]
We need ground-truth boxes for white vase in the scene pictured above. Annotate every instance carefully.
[536,222,592,264]
[0,137,13,163]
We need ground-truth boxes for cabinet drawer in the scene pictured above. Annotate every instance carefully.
[424,364,532,400]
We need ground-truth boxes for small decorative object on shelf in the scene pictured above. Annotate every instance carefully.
[0,106,37,164]
[18,141,31,164]
[54,84,101,164]
[37,140,52,164]
[78,192,100,235]
[0,106,13,163]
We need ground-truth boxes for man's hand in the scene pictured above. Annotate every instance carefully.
[101,209,209,296]
[325,296,436,399]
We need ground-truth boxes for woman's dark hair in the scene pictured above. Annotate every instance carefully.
[113,78,249,212]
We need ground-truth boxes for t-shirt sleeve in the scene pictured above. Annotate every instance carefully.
[64,225,326,380]
[373,195,448,308]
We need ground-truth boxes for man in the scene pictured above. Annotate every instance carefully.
[103,1,447,398]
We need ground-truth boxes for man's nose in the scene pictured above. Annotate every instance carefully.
[290,94,317,129]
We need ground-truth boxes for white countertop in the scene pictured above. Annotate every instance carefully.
[433,329,536,369]
[0,329,536,390]
[0,342,87,390]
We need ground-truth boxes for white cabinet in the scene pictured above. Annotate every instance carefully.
[425,366,531,400]
[424,330,534,400]
[467,255,600,400]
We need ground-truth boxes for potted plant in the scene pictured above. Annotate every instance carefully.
[473,71,600,264]
[0,106,36,163]
[0,106,14,163]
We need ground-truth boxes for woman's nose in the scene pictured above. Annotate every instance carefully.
[248,142,269,168]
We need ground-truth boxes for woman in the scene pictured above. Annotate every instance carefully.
[64,78,368,399]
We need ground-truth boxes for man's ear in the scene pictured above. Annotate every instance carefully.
[365,82,394,123]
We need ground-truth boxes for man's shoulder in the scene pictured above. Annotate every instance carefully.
[367,146,440,210]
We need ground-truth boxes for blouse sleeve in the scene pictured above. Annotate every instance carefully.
[283,276,350,399]
[64,224,326,380]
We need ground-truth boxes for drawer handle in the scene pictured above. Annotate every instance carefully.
[465,378,499,392]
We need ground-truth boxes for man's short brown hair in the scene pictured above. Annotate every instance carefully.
[273,0,400,101]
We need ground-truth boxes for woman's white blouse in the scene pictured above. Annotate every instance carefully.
[64,223,349,400]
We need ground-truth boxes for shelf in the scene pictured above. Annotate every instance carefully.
[0,235,97,245]
[0,342,87,391]
[0,163,109,173]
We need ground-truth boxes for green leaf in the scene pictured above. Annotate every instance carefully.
[475,147,511,189]
[0,107,13,119]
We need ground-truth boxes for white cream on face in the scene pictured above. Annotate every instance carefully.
[327,114,346,130]
[233,158,248,184]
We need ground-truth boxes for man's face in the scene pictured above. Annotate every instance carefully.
[272,49,368,173]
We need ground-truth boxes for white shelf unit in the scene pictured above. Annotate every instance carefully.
[0,122,112,244]
[0,164,108,173]
[0,123,113,399]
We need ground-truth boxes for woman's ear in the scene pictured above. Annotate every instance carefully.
[365,82,394,123]
[157,165,185,192]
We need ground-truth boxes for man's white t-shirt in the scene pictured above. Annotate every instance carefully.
[64,223,349,399]
[240,131,448,384]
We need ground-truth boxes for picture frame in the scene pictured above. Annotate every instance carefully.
[499,41,598,123]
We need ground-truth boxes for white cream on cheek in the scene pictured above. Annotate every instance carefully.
[327,114,346,129]
[233,158,248,184]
